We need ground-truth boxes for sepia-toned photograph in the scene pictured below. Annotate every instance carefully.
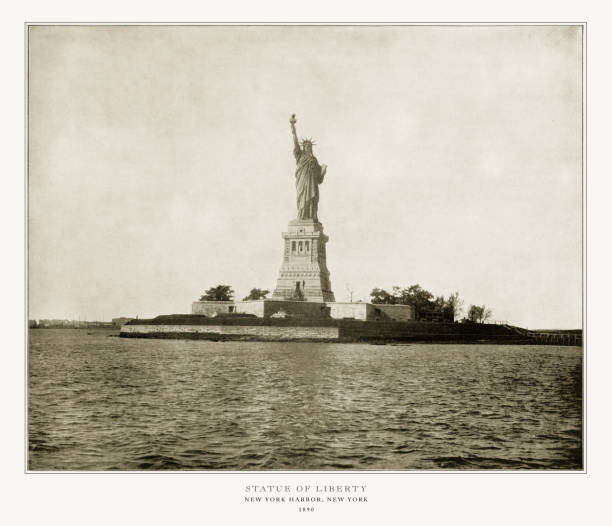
[27,23,583,472]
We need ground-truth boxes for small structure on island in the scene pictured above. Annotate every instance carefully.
[191,114,415,322]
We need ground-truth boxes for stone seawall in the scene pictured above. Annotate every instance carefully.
[121,324,339,341]
[339,322,516,340]
[120,316,581,346]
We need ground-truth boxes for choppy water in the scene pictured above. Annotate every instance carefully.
[28,329,582,470]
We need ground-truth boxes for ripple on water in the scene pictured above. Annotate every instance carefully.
[28,330,583,470]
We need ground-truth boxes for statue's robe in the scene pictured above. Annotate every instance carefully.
[294,144,325,221]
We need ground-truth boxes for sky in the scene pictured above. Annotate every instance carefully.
[27,25,583,328]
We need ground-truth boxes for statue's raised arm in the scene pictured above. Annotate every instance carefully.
[290,114,300,159]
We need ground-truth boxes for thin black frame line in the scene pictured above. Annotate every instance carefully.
[23,21,587,476]
[23,22,588,26]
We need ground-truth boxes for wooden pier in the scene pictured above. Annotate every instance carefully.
[503,324,582,347]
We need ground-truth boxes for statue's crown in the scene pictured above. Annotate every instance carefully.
[300,137,316,146]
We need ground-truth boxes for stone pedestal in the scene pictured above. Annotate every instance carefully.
[271,219,335,302]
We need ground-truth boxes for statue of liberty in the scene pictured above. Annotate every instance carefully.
[290,114,327,221]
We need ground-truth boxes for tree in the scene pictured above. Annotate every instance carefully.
[242,288,270,301]
[444,292,464,321]
[370,287,398,304]
[395,284,435,319]
[199,285,234,302]
[370,284,436,318]
[370,285,465,322]
[467,305,481,322]
[370,285,434,308]
[467,304,492,323]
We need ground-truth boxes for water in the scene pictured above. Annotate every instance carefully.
[28,329,583,470]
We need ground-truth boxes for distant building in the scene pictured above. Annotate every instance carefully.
[38,319,71,328]
[191,301,235,317]
[330,302,416,321]
[35,319,115,328]
[191,299,415,322]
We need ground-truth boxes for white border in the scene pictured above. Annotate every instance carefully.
[5,3,608,524]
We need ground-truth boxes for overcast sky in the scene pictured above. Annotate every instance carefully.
[28,25,582,328]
